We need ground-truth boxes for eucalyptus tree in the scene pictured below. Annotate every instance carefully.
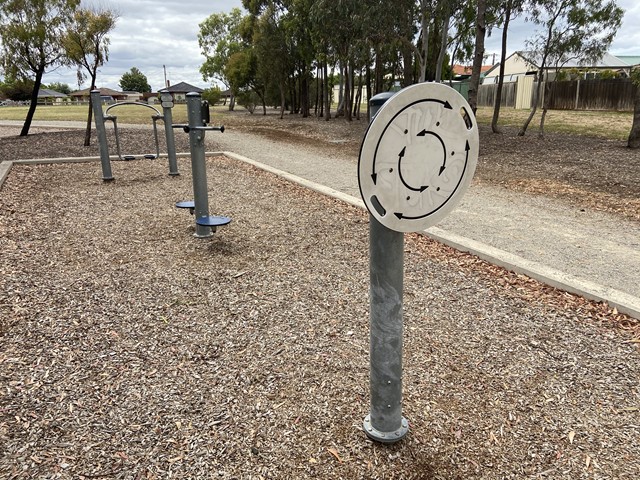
[467,0,488,113]
[310,0,364,121]
[416,0,436,82]
[253,4,291,117]
[518,0,623,137]
[433,0,467,82]
[286,0,320,117]
[64,5,118,146]
[199,8,249,111]
[491,0,525,133]
[245,0,317,117]
[0,0,79,136]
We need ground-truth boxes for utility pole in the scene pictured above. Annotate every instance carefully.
[163,65,168,88]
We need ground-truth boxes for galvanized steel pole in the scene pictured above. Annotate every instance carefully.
[162,104,179,176]
[90,90,114,182]
[186,92,213,238]
[363,92,409,443]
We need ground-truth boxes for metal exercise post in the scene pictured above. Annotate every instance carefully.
[363,92,408,443]
[160,93,179,176]
[358,84,480,444]
[90,90,114,182]
[186,93,213,238]
[172,93,228,237]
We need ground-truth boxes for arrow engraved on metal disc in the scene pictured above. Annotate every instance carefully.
[414,129,447,180]
[371,98,454,181]
[394,139,471,220]
[397,145,429,192]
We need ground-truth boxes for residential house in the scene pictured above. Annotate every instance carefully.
[158,82,204,102]
[121,91,143,101]
[452,64,494,80]
[70,87,127,103]
[37,88,69,105]
[482,51,634,84]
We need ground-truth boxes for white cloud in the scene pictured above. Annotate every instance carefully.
[44,0,244,91]
[484,0,640,60]
[43,0,640,91]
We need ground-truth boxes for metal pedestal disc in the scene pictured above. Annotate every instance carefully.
[358,82,479,233]
[363,415,409,443]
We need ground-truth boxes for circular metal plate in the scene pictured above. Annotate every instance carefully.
[160,92,173,102]
[358,83,479,233]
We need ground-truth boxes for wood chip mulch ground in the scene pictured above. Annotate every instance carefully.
[1,152,639,479]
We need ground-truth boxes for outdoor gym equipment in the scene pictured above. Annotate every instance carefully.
[358,84,479,443]
[173,92,230,238]
[104,101,162,161]
[90,90,180,180]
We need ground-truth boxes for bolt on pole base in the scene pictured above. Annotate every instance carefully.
[363,415,408,443]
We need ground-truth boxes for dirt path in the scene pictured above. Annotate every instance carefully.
[208,126,640,302]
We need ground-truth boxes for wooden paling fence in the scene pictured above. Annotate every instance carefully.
[478,78,637,111]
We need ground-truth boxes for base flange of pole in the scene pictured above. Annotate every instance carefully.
[363,415,408,443]
[192,231,213,239]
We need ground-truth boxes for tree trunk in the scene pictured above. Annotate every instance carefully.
[491,0,512,134]
[365,65,372,100]
[85,99,94,147]
[314,67,320,116]
[537,79,553,137]
[301,71,309,118]
[316,63,326,117]
[538,106,548,138]
[353,72,363,120]
[468,0,486,114]
[418,3,430,83]
[628,83,640,148]
[336,64,345,116]
[435,13,450,83]
[518,71,544,136]
[374,49,384,94]
[21,69,45,137]
[279,82,286,120]
[402,45,413,88]
[344,63,352,122]
[324,63,331,121]
[85,69,100,146]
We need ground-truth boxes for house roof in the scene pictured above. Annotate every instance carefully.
[158,82,203,94]
[616,55,640,66]
[452,65,494,76]
[38,89,68,98]
[518,51,630,69]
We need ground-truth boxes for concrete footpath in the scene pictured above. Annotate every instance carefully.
[2,120,639,319]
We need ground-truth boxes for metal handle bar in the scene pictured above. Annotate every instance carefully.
[171,124,225,133]
[105,101,162,116]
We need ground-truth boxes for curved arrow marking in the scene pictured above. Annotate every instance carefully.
[371,98,454,181]
[397,146,428,192]
[393,139,471,220]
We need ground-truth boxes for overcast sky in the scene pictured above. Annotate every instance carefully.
[42,0,640,92]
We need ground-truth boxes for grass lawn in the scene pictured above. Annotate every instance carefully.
[0,103,191,125]
[475,106,633,140]
[0,102,633,141]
